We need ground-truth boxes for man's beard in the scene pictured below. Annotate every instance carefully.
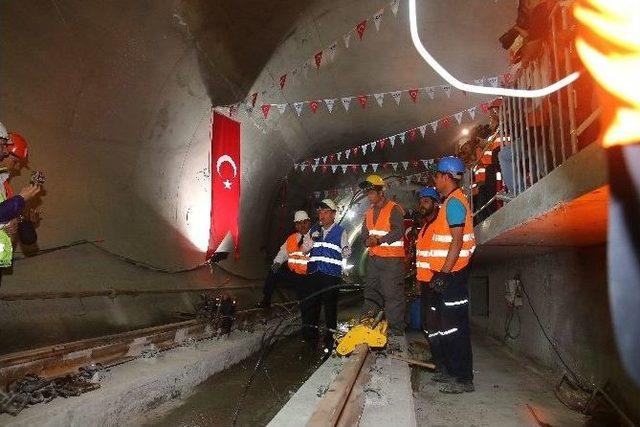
[419,206,434,217]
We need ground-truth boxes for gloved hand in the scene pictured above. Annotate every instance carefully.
[271,262,282,273]
[431,271,451,294]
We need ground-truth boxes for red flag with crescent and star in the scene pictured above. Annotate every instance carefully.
[207,112,241,259]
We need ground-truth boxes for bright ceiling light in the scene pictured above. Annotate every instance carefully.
[461,128,469,136]
[408,0,580,98]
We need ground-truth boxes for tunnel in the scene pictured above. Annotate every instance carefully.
[1,0,639,425]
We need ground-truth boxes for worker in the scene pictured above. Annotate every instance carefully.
[359,174,406,335]
[573,0,640,385]
[427,156,476,394]
[414,187,448,378]
[0,132,42,272]
[257,210,312,308]
[305,199,349,351]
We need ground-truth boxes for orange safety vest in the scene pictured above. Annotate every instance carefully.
[365,200,405,258]
[425,189,476,272]
[285,233,309,275]
[415,219,436,282]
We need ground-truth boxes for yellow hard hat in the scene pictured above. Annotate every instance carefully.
[359,174,385,190]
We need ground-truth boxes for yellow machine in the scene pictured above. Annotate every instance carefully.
[336,311,388,356]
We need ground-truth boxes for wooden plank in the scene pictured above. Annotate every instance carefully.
[336,351,373,427]
[306,344,369,427]
[388,354,436,370]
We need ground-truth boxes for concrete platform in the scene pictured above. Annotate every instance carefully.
[268,336,417,427]
[0,326,278,427]
[413,333,587,427]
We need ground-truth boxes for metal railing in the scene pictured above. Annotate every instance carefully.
[469,1,600,221]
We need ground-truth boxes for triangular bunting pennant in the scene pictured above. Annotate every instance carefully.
[324,98,336,113]
[314,51,323,69]
[361,144,368,155]
[419,124,427,138]
[370,141,377,151]
[371,163,379,172]
[342,97,352,112]
[345,149,351,160]
[293,163,299,171]
[454,111,464,124]
[261,104,271,119]
[356,20,367,40]
[322,156,328,163]
[442,86,452,98]
[408,129,417,140]
[293,102,304,116]
[373,9,384,31]
[251,92,258,107]
[402,161,409,170]
[468,106,477,120]
[331,165,338,173]
[361,164,368,173]
[276,103,287,115]
[337,152,342,161]
[374,93,385,107]
[341,165,348,173]
[409,89,419,103]
[421,160,431,168]
[310,100,320,114]
[321,165,328,174]
[442,116,451,128]
[391,162,398,171]
[474,78,485,86]
[357,95,368,108]
[314,158,320,165]
[380,138,387,149]
[343,32,352,49]
[312,165,318,173]
[351,164,358,172]
[390,135,396,147]
[430,121,438,133]
[353,146,359,156]
[300,164,307,172]
[328,42,338,61]
[481,102,490,113]
[329,154,335,162]
[488,76,499,87]
[425,87,436,99]
[399,133,406,144]
[279,74,287,90]
[391,91,402,105]
[390,0,400,16]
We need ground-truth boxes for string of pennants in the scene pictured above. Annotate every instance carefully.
[294,101,495,168]
[257,76,501,119]
[295,158,436,174]
[311,170,433,200]
[222,0,402,116]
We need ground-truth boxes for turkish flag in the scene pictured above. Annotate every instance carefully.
[207,112,241,259]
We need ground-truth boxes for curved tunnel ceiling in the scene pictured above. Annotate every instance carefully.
[0,0,515,279]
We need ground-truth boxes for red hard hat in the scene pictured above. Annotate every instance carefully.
[8,132,29,159]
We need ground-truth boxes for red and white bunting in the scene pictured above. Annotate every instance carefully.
[314,51,323,69]
[322,155,328,163]
[419,124,427,138]
[324,98,336,113]
[373,9,384,31]
[336,152,342,161]
[454,111,464,124]
[391,91,402,105]
[251,92,258,107]
[481,102,490,113]
[474,78,485,86]
[399,132,406,144]
[361,143,368,155]
[391,162,398,171]
[374,93,385,107]
[361,164,368,173]
[468,106,477,120]
[276,103,287,115]
[261,104,271,119]
[310,100,320,113]
[343,32,352,49]
[371,163,379,172]
[442,116,451,128]
[390,136,396,147]
[370,141,377,151]
[442,86,452,98]
[345,149,351,160]
[279,74,287,90]
[341,165,348,173]
[430,121,438,133]
[293,102,304,116]
[357,95,368,109]
[312,165,318,173]
[487,76,499,87]
[409,89,419,103]
[390,0,400,16]
[331,165,339,173]
[402,161,409,170]
[342,97,352,112]
[356,20,368,40]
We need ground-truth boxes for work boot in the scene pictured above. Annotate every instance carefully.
[432,372,454,383]
[439,381,475,394]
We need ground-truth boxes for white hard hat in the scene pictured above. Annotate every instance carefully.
[293,210,310,222]
[318,199,337,211]
[0,122,8,140]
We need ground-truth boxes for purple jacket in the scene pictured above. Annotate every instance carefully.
[0,195,25,223]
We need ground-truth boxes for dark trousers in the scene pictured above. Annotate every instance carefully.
[261,264,303,304]
[301,272,340,346]
[608,144,640,385]
[438,268,473,383]
[420,281,446,372]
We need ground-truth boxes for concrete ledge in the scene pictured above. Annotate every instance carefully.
[475,142,608,245]
[1,328,270,427]
[269,336,416,427]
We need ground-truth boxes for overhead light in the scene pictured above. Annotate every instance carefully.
[408,0,580,98]
[461,128,469,136]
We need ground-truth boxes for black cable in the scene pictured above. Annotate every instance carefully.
[503,303,521,341]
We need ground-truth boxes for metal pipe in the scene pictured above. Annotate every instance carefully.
[517,95,528,192]
[508,97,522,195]
[544,45,559,169]
[551,9,567,162]
[574,107,601,137]
[522,70,536,185]
[528,66,542,182]
[536,59,550,176]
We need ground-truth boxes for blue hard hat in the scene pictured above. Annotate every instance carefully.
[418,187,439,200]
[437,156,465,178]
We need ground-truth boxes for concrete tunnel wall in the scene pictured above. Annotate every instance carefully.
[0,0,515,349]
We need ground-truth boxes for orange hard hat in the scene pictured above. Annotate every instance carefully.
[8,132,29,159]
